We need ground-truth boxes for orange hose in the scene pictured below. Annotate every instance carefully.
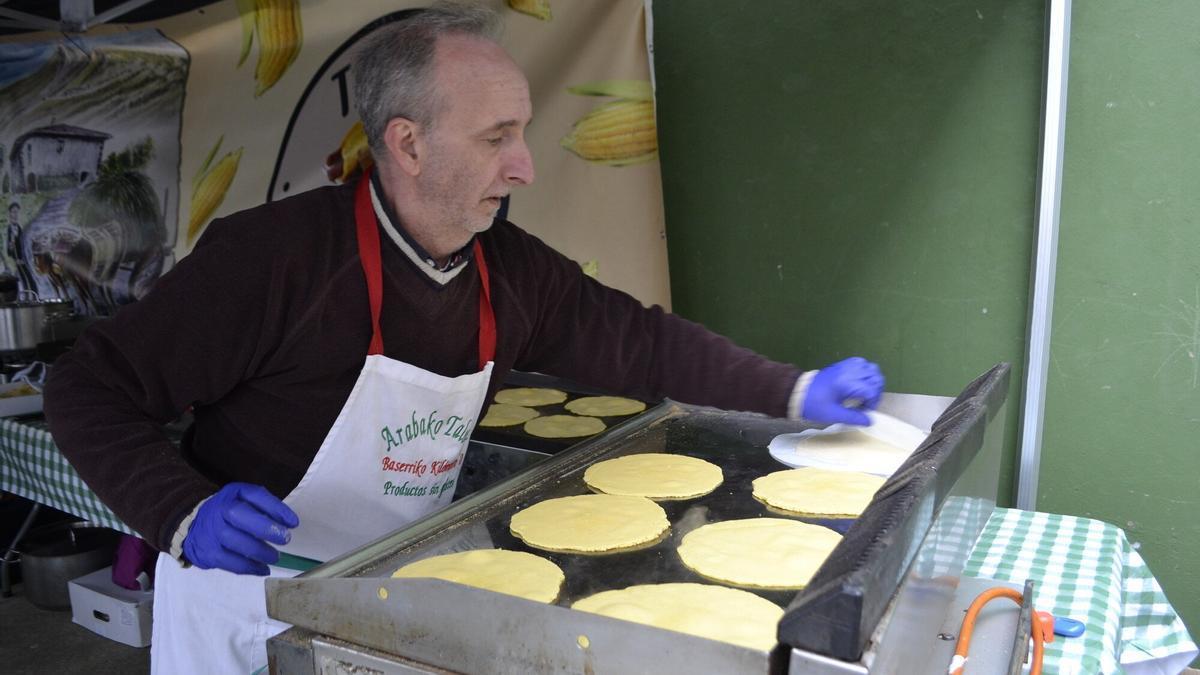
[949,587,1045,675]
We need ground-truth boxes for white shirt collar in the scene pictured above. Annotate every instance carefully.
[368,180,470,286]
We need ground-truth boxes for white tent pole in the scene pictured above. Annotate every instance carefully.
[58,0,93,32]
[1017,0,1073,510]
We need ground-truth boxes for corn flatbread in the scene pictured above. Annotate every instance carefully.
[583,453,723,500]
[494,387,568,406]
[572,583,782,651]
[752,467,885,517]
[510,494,669,553]
[677,518,842,590]
[564,395,646,417]
[391,549,563,603]
[524,414,606,438]
[479,403,540,428]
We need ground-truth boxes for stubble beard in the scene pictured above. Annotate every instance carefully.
[419,150,495,238]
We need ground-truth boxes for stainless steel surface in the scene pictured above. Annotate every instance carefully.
[1018,0,1074,511]
[269,627,319,675]
[313,637,457,674]
[789,649,869,675]
[860,402,1005,673]
[1007,581,1036,675]
[866,576,960,674]
[791,577,1026,674]
[16,521,118,610]
[270,577,775,675]
[0,294,73,353]
[0,304,49,352]
[930,577,1025,675]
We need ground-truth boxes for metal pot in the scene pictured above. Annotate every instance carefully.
[0,290,74,353]
[16,521,119,610]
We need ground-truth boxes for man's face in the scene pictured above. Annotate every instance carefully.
[412,35,535,236]
[8,206,17,223]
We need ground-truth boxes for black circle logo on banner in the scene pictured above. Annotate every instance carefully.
[266,10,420,202]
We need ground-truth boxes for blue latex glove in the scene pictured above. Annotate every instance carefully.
[801,357,885,426]
[182,482,299,576]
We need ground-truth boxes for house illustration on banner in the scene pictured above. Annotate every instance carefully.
[9,123,111,193]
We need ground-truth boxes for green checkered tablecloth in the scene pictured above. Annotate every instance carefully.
[0,415,133,535]
[965,507,1197,674]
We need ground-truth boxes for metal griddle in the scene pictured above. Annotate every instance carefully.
[374,405,847,602]
[266,365,1013,675]
[470,371,660,455]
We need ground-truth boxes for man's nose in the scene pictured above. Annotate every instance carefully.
[505,141,535,186]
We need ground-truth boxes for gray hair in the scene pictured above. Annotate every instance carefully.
[352,1,502,159]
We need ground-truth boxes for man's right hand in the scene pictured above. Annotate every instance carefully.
[801,357,885,426]
[182,482,299,576]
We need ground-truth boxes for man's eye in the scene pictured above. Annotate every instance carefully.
[486,137,503,146]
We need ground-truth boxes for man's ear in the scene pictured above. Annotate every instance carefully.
[384,117,421,176]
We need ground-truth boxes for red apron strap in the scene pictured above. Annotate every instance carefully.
[353,169,497,369]
[474,239,496,366]
[354,171,385,356]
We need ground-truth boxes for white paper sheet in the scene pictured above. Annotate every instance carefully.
[768,410,930,477]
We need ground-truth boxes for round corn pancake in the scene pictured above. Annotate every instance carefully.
[572,583,782,651]
[677,518,841,590]
[493,387,568,406]
[584,453,722,500]
[391,549,564,603]
[563,396,646,417]
[510,494,668,553]
[752,467,885,517]
[479,403,540,428]
[523,414,606,438]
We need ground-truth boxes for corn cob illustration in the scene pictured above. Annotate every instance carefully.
[561,99,657,166]
[324,121,373,184]
[508,0,552,21]
[255,0,302,96]
[236,0,255,66]
[188,137,243,244]
[235,0,303,97]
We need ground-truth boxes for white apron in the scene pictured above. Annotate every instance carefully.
[150,172,498,674]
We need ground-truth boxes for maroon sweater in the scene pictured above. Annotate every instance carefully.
[43,181,801,552]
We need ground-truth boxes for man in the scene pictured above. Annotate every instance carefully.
[44,3,884,673]
[6,202,35,292]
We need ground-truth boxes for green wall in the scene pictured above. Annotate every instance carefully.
[1040,0,1200,653]
[652,0,1043,501]
[653,0,1199,656]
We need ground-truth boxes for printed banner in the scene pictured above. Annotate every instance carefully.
[0,0,669,318]
[0,30,187,314]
